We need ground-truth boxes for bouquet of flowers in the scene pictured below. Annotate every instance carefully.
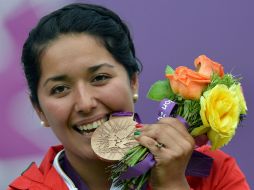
[110,55,247,189]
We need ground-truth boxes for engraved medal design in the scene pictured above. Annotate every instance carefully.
[91,115,138,161]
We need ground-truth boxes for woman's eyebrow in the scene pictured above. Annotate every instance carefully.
[87,63,114,73]
[43,75,68,87]
[43,63,114,87]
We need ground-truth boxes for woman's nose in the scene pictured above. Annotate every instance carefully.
[74,85,97,114]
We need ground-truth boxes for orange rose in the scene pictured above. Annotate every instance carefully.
[194,55,224,77]
[166,66,210,100]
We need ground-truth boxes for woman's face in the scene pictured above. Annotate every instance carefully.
[36,34,138,161]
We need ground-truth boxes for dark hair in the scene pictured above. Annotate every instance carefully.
[22,3,142,106]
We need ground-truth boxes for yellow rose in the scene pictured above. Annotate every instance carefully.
[230,84,247,115]
[191,84,240,150]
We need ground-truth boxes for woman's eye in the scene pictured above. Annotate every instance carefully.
[50,85,69,95]
[92,74,111,84]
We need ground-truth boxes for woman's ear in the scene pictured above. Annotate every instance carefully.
[30,96,50,127]
[130,73,139,95]
[130,73,139,103]
[131,73,139,90]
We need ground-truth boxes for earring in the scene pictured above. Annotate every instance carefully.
[40,121,45,126]
[133,93,139,103]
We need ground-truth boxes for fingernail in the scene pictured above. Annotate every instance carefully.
[135,123,143,128]
[134,131,141,136]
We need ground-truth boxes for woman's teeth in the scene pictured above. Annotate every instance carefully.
[76,118,107,133]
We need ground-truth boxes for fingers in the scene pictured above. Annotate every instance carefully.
[157,117,191,140]
[134,117,195,189]
[134,117,195,161]
[137,117,194,146]
[136,127,193,160]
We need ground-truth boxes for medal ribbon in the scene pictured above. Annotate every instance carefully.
[119,99,213,181]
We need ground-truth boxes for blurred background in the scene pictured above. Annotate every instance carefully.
[0,0,253,189]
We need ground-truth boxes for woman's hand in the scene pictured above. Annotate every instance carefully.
[135,117,195,190]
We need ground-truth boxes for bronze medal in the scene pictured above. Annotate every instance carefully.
[91,114,138,162]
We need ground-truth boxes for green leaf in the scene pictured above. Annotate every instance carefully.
[146,79,175,101]
[165,65,174,75]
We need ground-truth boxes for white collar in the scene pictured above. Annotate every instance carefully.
[53,149,122,190]
[53,150,78,190]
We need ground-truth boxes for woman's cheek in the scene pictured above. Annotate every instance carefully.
[99,83,134,111]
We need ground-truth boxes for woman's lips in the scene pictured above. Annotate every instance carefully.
[73,116,109,135]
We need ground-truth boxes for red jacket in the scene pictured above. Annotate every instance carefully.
[8,145,250,190]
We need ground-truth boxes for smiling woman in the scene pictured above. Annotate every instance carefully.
[7,2,250,190]
[36,34,138,162]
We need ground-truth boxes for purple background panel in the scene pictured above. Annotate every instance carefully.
[1,0,253,189]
